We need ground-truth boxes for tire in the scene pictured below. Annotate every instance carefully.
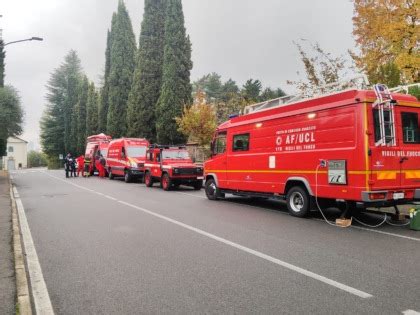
[205,178,220,200]
[144,172,153,187]
[193,180,202,191]
[108,169,114,180]
[286,186,310,217]
[161,173,172,191]
[124,170,132,183]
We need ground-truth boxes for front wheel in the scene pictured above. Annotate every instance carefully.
[161,173,172,191]
[286,186,310,217]
[124,170,132,183]
[144,172,153,187]
[205,178,222,200]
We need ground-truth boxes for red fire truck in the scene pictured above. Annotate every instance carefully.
[106,138,150,183]
[144,145,203,191]
[85,133,112,175]
[204,84,420,217]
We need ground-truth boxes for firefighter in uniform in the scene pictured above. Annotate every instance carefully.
[76,155,85,177]
[84,155,91,177]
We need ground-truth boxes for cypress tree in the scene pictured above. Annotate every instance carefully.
[98,14,116,133]
[40,50,82,166]
[86,82,99,136]
[106,1,136,138]
[73,76,89,154]
[0,39,5,87]
[155,0,192,144]
[126,0,166,141]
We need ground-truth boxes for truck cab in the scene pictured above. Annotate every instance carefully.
[106,138,149,183]
[144,145,203,191]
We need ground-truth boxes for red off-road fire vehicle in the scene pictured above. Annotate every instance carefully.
[204,84,420,218]
[144,145,203,191]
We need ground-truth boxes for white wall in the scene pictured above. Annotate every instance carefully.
[3,137,28,170]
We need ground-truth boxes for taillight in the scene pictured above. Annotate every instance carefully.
[369,192,387,200]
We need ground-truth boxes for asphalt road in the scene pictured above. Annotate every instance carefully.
[11,169,420,314]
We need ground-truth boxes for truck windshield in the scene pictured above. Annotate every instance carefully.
[162,150,190,160]
[126,146,147,157]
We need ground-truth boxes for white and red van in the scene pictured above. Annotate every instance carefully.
[106,138,150,182]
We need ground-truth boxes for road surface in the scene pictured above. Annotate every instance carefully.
[11,169,420,314]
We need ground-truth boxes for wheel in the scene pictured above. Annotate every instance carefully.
[108,169,114,180]
[205,178,222,200]
[161,173,172,191]
[144,172,153,187]
[193,180,202,190]
[286,186,310,217]
[124,170,132,183]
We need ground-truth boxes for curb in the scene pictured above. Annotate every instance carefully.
[10,175,33,315]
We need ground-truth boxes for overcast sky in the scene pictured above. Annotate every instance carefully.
[1,0,355,150]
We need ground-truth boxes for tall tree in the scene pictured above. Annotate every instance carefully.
[98,14,117,133]
[0,86,24,156]
[40,50,82,167]
[126,0,166,141]
[86,82,99,136]
[352,0,419,83]
[73,76,89,154]
[106,1,136,138]
[220,79,239,101]
[193,73,223,101]
[155,0,193,144]
[0,40,5,88]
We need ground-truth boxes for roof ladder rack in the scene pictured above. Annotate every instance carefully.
[373,84,396,147]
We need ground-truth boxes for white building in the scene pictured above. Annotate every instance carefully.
[2,136,28,170]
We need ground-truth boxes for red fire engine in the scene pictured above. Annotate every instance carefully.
[144,145,203,191]
[106,138,150,182]
[204,84,420,217]
[84,133,112,176]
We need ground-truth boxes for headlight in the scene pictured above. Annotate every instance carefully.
[196,167,203,173]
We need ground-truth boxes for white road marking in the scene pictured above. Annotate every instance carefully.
[116,199,372,299]
[402,310,420,315]
[13,186,54,314]
[41,173,373,298]
[176,191,206,199]
[350,225,420,242]
[105,195,117,201]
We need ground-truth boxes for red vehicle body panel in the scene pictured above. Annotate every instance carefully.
[204,89,420,208]
[106,138,150,180]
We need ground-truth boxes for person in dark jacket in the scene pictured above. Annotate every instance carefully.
[70,158,77,177]
[64,153,72,178]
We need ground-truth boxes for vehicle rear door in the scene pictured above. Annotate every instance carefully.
[397,108,420,189]
[368,106,401,191]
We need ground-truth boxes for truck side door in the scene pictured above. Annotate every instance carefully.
[211,131,227,188]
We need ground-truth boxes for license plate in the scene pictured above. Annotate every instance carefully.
[197,176,204,180]
[393,192,404,200]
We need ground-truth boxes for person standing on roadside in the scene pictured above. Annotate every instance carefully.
[76,155,85,177]
[84,155,92,177]
[64,153,72,178]
[70,157,77,177]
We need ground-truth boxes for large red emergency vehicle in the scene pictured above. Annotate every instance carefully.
[84,133,112,176]
[204,84,420,217]
[106,138,150,183]
[144,145,203,191]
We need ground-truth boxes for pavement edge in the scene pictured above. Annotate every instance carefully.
[10,175,32,315]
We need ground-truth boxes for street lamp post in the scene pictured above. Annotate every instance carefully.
[4,37,43,46]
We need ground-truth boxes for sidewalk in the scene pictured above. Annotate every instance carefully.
[0,170,16,314]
